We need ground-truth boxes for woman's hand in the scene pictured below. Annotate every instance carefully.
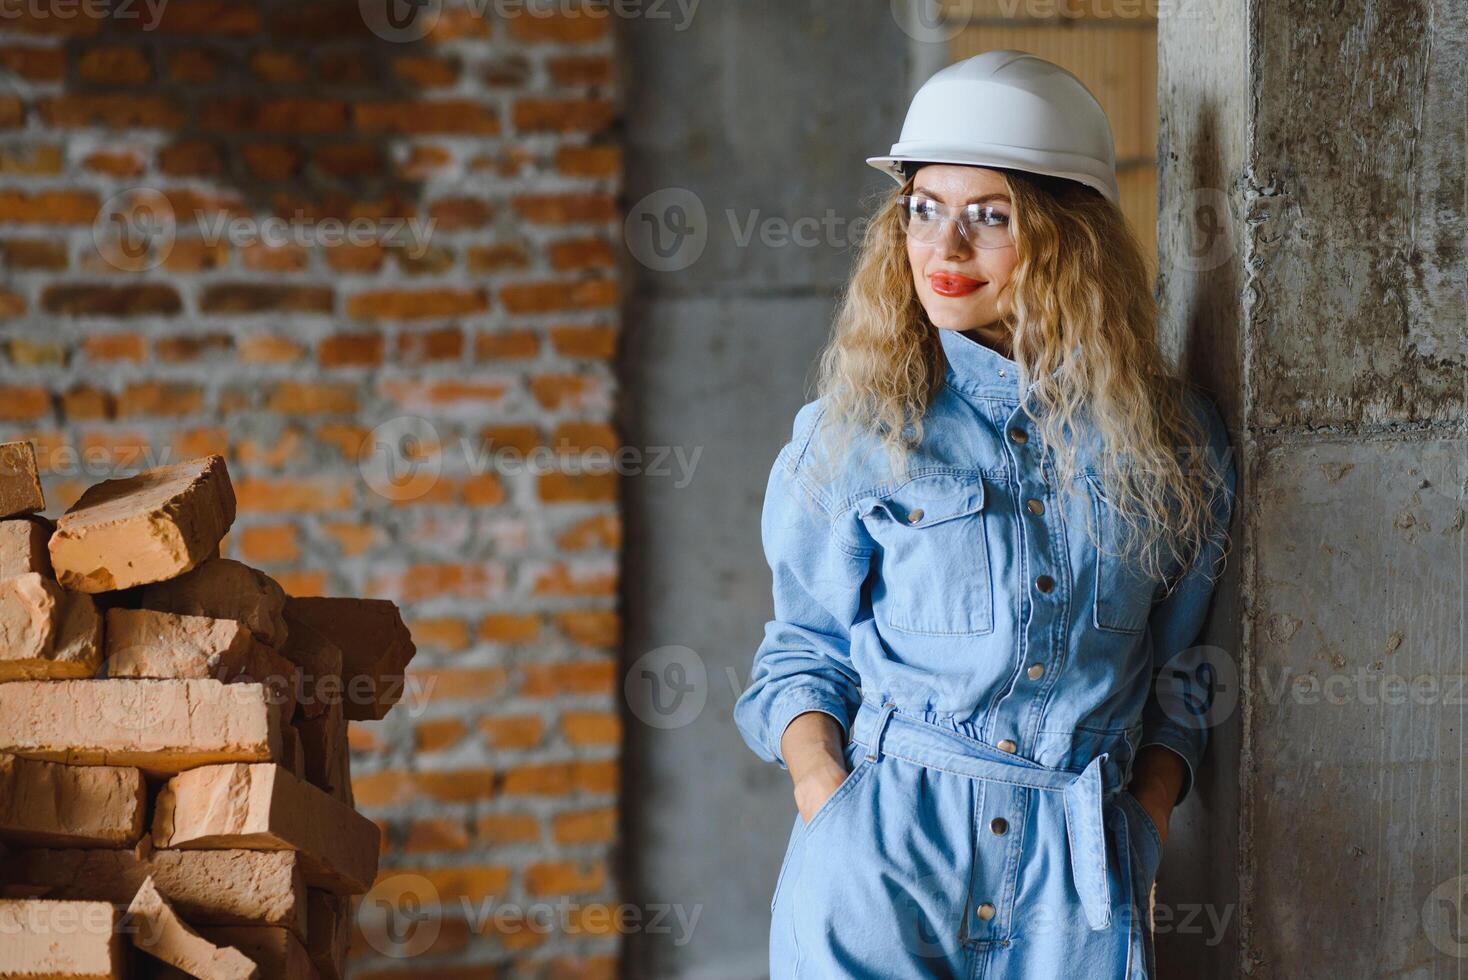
[1128,781,1174,847]
[793,759,851,824]
[780,710,851,824]
[1127,745,1187,847]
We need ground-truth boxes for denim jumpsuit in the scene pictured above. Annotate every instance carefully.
[733,326,1237,979]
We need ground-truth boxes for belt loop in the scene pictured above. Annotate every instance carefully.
[865,701,899,762]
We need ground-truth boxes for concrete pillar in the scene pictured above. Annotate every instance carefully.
[1160,1,1465,976]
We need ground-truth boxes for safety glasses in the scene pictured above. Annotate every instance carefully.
[897,194,1014,250]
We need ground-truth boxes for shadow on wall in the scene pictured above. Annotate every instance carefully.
[0,1,622,977]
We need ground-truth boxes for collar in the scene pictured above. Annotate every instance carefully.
[937,326,1077,400]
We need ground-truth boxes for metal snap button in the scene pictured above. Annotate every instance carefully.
[1035,575,1055,593]
[990,817,1009,836]
[907,508,924,524]
[997,739,1017,753]
[976,903,996,920]
[1027,663,1044,680]
[1009,428,1028,444]
[1025,498,1044,515]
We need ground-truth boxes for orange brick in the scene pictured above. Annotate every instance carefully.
[477,424,540,456]
[235,477,354,514]
[38,94,184,129]
[475,812,540,845]
[478,714,544,751]
[379,379,509,412]
[117,382,202,418]
[320,520,377,556]
[313,143,382,179]
[552,808,615,846]
[466,243,529,272]
[555,144,620,178]
[537,471,616,504]
[414,667,509,702]
[474,328,539,361]
[81,333,145,362]
[351,769,495,808]
[319,332,384,367]
[403,817,470,853]
[274,570,326,597]
[426,197,492,230]
[477,612,540,644]
[553,610,619,647]
[353,101,500,135]
[392,55,459,88]
[81,149,145,177]
[513,97,614,133]
[250,50,307,83]
[346,288,487,320]
[202,96,347,134]
[407,617,470,653]
[76,47,151,84]
[547,55,614,87]
[532,562,616,598]
[324,241,384,273]
[561,711,620,747]
[504,10,609,43]
[0,47,64,81]
[550,322,616,358]
[399,865,511,903]
[240,240,307,271]
[161,239,228,271]
[368,562,504,602]
[159,140,223,175]
[59,386,110,421]
[548,237,616,271]
[520,661,615,699]
[265,382,357,416]
[524,860,604,897]
[239,334,305,363]
[167,50,216,82]
[414,718,466,752]
[43,284,181,316]
[0,190,99,224]
[531,374,605,411]
[500,279,617,315]
[511,193,617,225]
[155,333,232,362]
[238,524,299,564]
[396,327,463,363]
[201,284,332,314]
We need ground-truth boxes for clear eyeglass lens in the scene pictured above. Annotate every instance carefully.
[898,195,1012,249]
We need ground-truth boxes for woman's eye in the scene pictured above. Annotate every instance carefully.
[967,205,1008,227]
[911,199,941,221]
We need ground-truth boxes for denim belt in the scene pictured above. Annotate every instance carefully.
[848,698,1118,932]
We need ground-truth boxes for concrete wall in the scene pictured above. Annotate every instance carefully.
[615,3,915,976]
[1161,0,1466,976]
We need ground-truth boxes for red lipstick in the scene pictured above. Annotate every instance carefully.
[929,272,984,297]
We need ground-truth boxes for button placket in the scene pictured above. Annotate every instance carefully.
[965,783,1027,946]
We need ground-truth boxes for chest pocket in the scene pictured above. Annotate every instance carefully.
[1083,473,1160,634]
[856,473,993,637]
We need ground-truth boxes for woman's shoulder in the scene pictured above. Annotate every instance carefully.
[774,396,897,508]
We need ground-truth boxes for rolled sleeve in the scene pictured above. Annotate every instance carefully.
[1138,394,1239,805]
[733,410,868,771]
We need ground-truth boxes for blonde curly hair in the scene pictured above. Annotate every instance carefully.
[812,168,1229,588]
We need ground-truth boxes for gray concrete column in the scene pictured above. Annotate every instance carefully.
[1160,1,1466,976]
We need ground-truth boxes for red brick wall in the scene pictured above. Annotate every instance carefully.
[0,2,622,975]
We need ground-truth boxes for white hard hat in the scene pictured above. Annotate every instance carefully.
[867,49,1120,205]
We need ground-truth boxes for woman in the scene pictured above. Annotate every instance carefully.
[732,50,1237,979]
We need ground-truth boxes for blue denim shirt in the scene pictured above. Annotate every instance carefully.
[734,326,1237,802]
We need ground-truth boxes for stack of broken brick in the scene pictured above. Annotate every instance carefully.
[0,442,418,979]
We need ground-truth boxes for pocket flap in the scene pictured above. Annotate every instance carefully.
[858,474,985,528]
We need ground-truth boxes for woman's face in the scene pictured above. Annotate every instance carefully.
[905,164,1019,348]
